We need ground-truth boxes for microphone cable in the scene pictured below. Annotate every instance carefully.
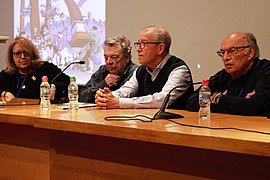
[104,115,270,135]
[166,119,270,135]
[105,115,153,122]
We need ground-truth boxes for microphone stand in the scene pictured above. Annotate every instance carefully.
[152,82,201,120]
[152,93,184,119]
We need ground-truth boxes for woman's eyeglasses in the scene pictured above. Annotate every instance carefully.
[13,51,30,58]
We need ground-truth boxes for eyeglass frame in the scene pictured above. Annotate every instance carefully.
[12,51,30,58]
[134,41,162,49]
[216,45,252,58]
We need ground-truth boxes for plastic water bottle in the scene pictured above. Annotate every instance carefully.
[68,76,79,111]
[199,79,211,120]
[40,76,51,109]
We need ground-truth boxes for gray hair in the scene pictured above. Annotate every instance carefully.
[104,35,132,57]
[140,25,171,53]
[246,32,260,59]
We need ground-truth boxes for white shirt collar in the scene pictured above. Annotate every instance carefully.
[146,54,171,81]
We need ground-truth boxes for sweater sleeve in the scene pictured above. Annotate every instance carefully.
[216,72,270,116]
[186,88,200,111]
[79,67,108,102]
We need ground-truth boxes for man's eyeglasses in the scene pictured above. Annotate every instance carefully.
[13,51,30,58]
[216,45,251,58]
[134,42,162,49]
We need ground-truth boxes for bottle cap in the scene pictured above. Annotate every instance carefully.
[42,76,48,82]
[202,79,209,86]
[70,76,76,82]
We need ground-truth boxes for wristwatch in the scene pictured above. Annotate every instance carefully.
[212,92,222,104]
[215,93,222,104]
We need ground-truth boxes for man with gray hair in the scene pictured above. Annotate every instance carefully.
[79,35,137,102]
[187,32,270,116]
[95,25,193,109]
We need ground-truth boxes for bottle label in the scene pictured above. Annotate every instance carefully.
[68,85,79,110]
[199,93,211,104]
[40,86,51,100]
[68,83,78,102]
[68,88,78,95]
[41,87,50,94]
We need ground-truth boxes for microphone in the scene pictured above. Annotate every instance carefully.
[51,61,85,84]
[152,81,202,120]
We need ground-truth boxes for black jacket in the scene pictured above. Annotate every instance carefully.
[187,58,270,116]
[0,62,70,100]
[79,61,138,102]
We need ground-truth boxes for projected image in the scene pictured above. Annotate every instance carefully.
[14,0,105,84]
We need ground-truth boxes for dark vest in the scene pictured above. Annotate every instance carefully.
[136,56,193,109]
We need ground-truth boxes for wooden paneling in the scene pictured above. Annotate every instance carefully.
[0,100,270,179]
[0,123,49,179]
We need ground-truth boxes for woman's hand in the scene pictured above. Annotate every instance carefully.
[1,91,15,102]
[50,84,56,100]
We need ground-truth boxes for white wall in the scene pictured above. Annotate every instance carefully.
[1,0,270,82]
[106,0,270,82]
[0,0,14,69]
